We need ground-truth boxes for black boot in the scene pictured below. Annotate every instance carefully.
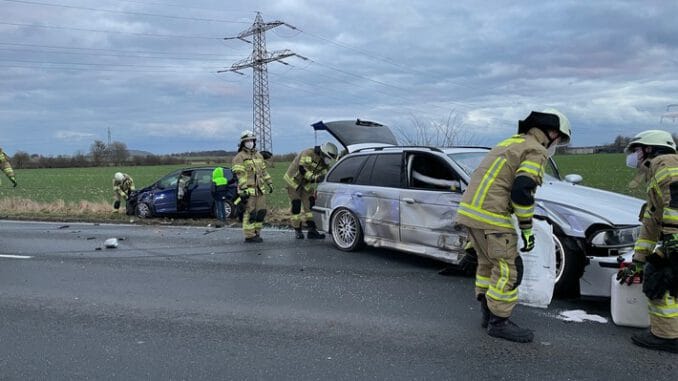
[478,294,490,329]
[631,330,678,353]
[306,221,325,239]
[245,236,263,243]
[295,228,305,239]
[487,313,534,343]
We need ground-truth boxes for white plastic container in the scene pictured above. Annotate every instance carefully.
[610,273,650,328]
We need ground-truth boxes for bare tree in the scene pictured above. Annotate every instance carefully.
[90,140,108,166]
[12,151,30,169]
[395,110,476,147]
[108,141,129,165]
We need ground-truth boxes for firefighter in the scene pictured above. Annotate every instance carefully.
[455,108,572,343]
[284,142,338,239]
[231,130,273,243]
[0,147,17,188]
[112,172,135,212]
[617,129,678,353]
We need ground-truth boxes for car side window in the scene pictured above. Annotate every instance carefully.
[407,153,461,192]
[354,156,376,185]
[326,156,368,184]
[367,153,403,188]
[195,170,212,186]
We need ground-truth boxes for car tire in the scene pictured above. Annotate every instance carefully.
[553,235,585,298]
[135,202,152,219]
[224,200,235,219]
[330,208,364,251]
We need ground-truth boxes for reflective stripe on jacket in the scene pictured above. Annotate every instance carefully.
[284,148,329,192]
[633,153,678,262]
[231,148,272,196]
[455,128,549,232]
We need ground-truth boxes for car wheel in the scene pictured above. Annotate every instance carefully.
[224,200,235,219]
[553,235,585,298]
[135,202,152,219]
[330,208,364,251]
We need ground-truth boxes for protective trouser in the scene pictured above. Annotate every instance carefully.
[242,195,266,239]
[468,227,523,318]
[647,246,678,339]
[287,186,314,229]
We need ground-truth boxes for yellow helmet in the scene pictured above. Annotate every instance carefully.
[625,130,676,154]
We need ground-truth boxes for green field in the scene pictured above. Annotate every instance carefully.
[0,161,294,210]
[553,153,644,199]
[0,153,647,220]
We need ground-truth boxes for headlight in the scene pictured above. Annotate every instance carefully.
[590,227,640,248]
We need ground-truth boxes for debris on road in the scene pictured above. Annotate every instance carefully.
[104,238,119,248]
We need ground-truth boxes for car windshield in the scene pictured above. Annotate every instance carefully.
[448,152,559,180]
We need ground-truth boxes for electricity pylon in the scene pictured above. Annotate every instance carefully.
[221,12,307,153]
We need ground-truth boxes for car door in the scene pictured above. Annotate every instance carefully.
[152,170,180,214]
[187,169,214,213]
[399,151,466,260]
[352,153,403,242]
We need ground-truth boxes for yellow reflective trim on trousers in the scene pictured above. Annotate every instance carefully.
[511,202,535,219]
[471,157,507,207]
[290,214,301,221]
[475,275,490,289]
[634,239,656,252]
[654,167,678,184]
[284,173,298,188]
[458,203,514,229]
[497,136,525,147]
[648,294,678,318]
[487,260,518,302]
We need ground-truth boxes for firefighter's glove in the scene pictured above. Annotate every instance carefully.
[519,228,535,252]
[9,176,16,187]
[616,260,644,286]
[664,233,678,251]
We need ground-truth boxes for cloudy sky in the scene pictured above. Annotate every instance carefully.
[1,0,677,156]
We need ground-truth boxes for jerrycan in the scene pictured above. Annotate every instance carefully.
[610,273,650,328]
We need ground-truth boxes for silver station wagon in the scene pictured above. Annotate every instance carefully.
[311,119,644,297]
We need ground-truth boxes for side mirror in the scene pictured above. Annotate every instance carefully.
[564,174,583,184]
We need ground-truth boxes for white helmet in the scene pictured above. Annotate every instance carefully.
[240,130,256,142]
[518,108,572,145]
[319,142,338,160]
[625,130,677,154]
[114,172,124,182]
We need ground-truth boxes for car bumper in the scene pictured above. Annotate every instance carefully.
[312,206,331,232]
[580,252,633,297]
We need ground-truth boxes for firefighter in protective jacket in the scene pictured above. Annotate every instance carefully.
[112,172,135,212]
[232,130,273,243]
[617,129,678,353]
[284,142,338,239]
[0,148,17,188]
[455,108,572,343]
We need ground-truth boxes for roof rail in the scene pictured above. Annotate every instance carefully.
[353,145,443,153]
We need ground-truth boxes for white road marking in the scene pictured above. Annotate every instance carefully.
[0,254,33,259]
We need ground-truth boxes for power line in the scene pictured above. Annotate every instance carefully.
[1,0,251,24]
[0,21,222,40]
[0,46,235,62]
[0,57,220,70]
[0,41,227,57]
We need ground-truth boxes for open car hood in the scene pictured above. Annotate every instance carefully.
[312,119,398,151]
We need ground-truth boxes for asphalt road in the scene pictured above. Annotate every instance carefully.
[0,220,674,380]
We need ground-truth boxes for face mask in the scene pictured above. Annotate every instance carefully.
[244,141,254,150]
[546,143,557,157]
[625,151,640,168]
